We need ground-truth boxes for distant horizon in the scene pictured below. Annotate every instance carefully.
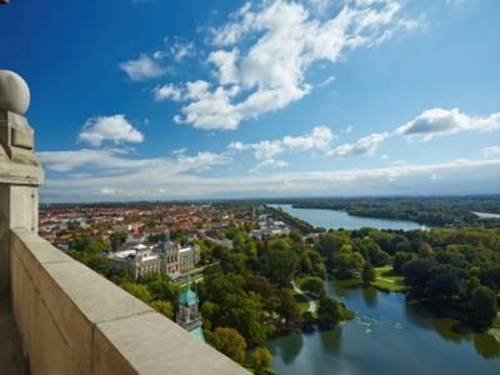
[40,192,500,206]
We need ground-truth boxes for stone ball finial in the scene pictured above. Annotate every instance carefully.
[0,70,31,115]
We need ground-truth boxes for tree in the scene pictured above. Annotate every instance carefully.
[252,347,273,375]
[144,273,178,301]
[278,289,302,331]
[317,296,352,328]
[428,266,464,299]
[403,258,437,292]
[333,252,365,279]
[70,234,92,252]
[393,252,414,274]
[419,243,435,258]
[470,286,497,325]
[300,277,325,297]
[150,300,174,319]
[480,265,500,290]
[110,231,126,252]
[201,301,220,330]
[211,327,247,364]
[246,274,273,298]
[300,253,314,275]
[120,281,153,303]
[362,262,375,287]
[266,250,299,287]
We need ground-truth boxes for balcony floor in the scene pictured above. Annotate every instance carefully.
[0,297,27,374]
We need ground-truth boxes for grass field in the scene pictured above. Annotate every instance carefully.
[295,294,311,314]
[372,265,407,292]
[493,314,500,329]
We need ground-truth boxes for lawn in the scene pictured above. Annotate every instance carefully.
[492,314,500,329]
[295,294,311,314]
[372,265,407,293]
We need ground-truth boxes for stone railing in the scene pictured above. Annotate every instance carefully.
[11,228,244,374]
[0,70,246,374]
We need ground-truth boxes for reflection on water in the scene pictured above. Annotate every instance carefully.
[319,326,343,356]
[475,334,500,360]
[361,287,378,308]
[268,278,500,375]
[268,332,303,365]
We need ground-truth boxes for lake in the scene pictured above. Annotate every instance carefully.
[271,204,425,231]
[267,205,500,375]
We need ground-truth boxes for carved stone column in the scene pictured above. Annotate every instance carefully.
[0,70,43,296]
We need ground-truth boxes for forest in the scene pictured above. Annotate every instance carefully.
[278,195,500,227]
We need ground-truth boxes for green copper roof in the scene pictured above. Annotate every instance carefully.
[189,326,205,342]
[179,288,198,306]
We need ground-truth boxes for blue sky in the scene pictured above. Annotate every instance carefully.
[1,0,500,202]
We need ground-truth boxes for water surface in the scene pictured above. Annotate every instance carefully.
[269,282,500,374]
[272,204,425,231]
[267,205,500,375]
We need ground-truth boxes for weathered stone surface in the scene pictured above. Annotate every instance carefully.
[95,312,247,375]
[0,185,40,296]
[43,260,153,325]
[0,297,27,374]
[0,70,30,116]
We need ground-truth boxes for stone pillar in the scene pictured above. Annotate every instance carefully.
[0,70,43,296]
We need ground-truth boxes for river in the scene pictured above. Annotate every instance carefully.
[267,205,500,375]
[271,204,426,231]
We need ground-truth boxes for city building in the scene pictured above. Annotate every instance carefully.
[250,214,291,240]
[176,285,204,342]
[108,240,200,279]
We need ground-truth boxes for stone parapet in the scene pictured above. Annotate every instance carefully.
[10,228,246,374]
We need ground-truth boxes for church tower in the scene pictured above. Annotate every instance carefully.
[176,283,204,341]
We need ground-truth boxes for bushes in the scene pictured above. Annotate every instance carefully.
[317,296,354,328]
[209,327,247,364]
[471,286,498,326]
[300,276,325,297]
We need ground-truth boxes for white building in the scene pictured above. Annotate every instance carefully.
[109,241,200,280]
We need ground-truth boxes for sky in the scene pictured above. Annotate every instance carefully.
[1,0,500,202]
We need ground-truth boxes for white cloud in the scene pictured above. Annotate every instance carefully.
[482,146,500,158]
[328,132,390,157]
[318,75,336,87]
[446,0,468,6]
[39,148,230,174]
[78,115,144,147]
[167,37,195,62]
[251,158,290,173]
[396,108,500,140]
[230,125,334,163]
[208,49,240,85]
[39,148,136,172]
[154,0,419,130]
[100,187,117,195]
[119,54,165,81]
[154,84,183,101]
[40,156,500,202]
[343,125,354,134]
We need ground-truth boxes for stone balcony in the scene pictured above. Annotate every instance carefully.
[0,70,246,374]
